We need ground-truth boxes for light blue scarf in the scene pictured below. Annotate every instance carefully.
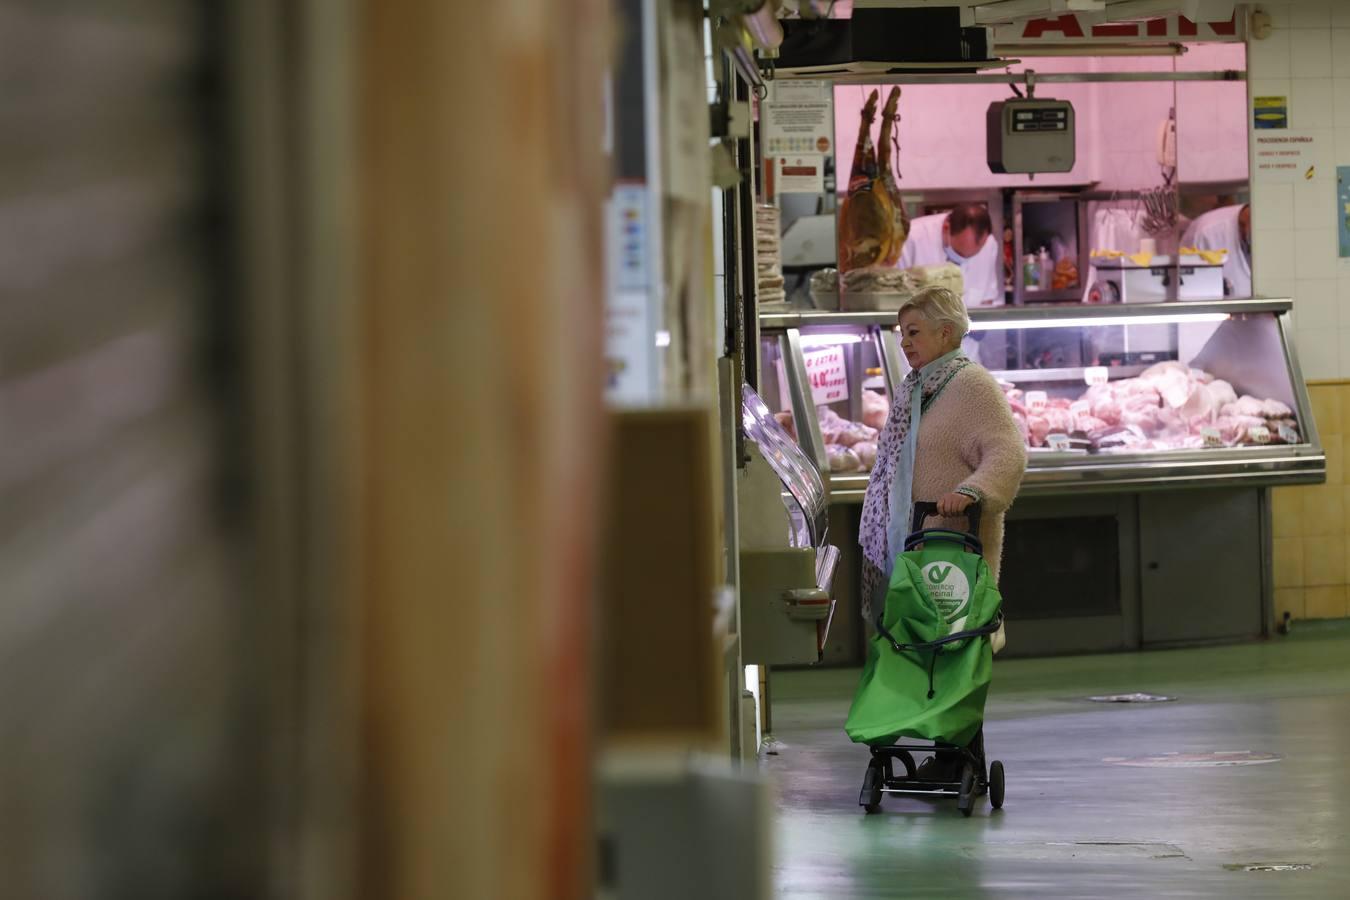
[884,347,966,569]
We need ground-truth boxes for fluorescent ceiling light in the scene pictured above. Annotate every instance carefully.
[799,332,865,348]
[964,312,1231,331]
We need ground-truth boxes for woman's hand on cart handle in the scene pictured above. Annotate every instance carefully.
[937,492,974,518]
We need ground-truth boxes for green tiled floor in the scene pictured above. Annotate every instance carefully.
[763,622,1350,898]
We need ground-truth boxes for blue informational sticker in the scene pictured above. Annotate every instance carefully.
[1338,167,1350,258]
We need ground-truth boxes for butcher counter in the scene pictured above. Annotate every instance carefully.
[755,298,1325,660]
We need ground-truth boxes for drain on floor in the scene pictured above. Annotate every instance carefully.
[1085,692,1175,703]
[1224,863,1316,873]
[1103,750,1281,768]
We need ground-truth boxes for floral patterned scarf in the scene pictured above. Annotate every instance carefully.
[859,348,973,574]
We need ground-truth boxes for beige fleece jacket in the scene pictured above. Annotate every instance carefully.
[910,363,1027,585]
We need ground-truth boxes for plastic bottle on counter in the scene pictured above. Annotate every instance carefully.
[1023,254,1039,290]
[1038,247,1053,293]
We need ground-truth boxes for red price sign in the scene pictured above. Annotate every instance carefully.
[803,346,849,406]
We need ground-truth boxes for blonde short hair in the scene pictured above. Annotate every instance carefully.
[898,286,969,344]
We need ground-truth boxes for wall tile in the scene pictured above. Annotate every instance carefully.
[1273,486,1304,538]
[1276,587,1306,622]
[1337,6,1350,28]
[1337,128,1350,163]
[1274,486,1304,538]
[1256,227,1298,279]
[1296,280,1340,330]
[1338,329,1350,379]
[1305,584,1348,618]
[1296,326,1339,379]
[1294,78,1337,129]
[1293,178,1331,230]
[1335,80,1350,128]
[1304,480,1345,536]
[1295,229,1339,279]
[1292,29,1334,78]
[1344,529,1350,592]
[1334,31,1350,79]
[1251,29,1292,77]
[1254,182,1296,231]
[1259,277,1297,304]
[1328,434,1345,485]
[1291,1,1333,29]
[1274,536,1305,586]
[1304,533,1345,583]
[1310,383,1344,436]
[1338,380,1350,433]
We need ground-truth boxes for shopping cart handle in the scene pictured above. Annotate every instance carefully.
[911,499,982,537]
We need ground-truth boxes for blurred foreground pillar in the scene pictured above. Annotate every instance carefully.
[358,2,610,898]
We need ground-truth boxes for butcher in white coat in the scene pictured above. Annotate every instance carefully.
[898,204,1004,367]
[898,204,1003,308]
[1181,203,1251,298]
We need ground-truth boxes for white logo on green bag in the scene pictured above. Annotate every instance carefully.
[921,561,972,629]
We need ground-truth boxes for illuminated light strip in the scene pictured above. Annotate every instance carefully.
[798,332,865,348]
[965,313,1231,332]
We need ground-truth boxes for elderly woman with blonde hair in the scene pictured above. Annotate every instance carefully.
[859,286,1026,643]
[858,285,1025,779]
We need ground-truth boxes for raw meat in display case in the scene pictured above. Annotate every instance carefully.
[774,392,891,473]
[1001,360,1301,454]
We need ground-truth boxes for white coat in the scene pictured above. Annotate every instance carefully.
[1181,205,1251,298]
[897,213,1003,308]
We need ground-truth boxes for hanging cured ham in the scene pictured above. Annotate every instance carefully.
[877,87,909,266]
[837,89,894,272]
[838,88,908,272]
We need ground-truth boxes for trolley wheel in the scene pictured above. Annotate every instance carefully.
[989,760,1005,811]
[895,750,917,780]
[957,764,976,818]
[861,761,884,814]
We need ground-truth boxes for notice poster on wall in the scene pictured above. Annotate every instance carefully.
[763,80,833,158]
[776,154,826,194]
[1253,131,1321,184]
[1253,96,1287,130]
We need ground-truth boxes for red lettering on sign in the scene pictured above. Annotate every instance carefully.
[1208,13,1237,36]
[1146,18,1168,37]
[1022,15,1085,39]
[1091,22,1140,38]
[1178,15,1198,36]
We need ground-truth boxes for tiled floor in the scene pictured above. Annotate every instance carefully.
[764,622,1350,898]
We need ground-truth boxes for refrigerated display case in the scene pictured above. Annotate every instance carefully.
[759,298,1325,503]
[738,384,840,666]
[758,298,1324,658]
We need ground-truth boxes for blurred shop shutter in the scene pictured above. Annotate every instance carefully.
[0,2,264,896]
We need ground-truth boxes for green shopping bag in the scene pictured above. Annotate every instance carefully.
[844,530,1003,748]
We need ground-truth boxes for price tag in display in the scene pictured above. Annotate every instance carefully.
[1026,390,1049,412]
[1247,425,1272,445]
[1046,434,1071,452]
[1278,424,1301,444]
[803,344,849,406]
[1069,400,1091,419]
[1084,366,1109,386]
[1200,427,1223,448]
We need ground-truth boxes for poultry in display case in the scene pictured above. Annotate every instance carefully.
[756,324,905,479]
